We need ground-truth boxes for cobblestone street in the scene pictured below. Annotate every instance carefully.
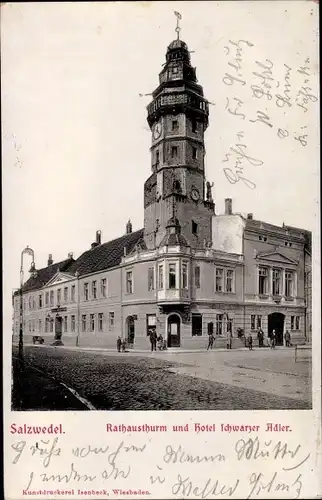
[12,345,311,410]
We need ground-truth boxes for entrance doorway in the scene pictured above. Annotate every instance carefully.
[192,314,202,336]
[268,312,285,346]
[126,316,135,345]
[54,316,63,342]
[167,314,181,347]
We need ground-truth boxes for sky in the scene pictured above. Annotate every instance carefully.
[2,1,319,332]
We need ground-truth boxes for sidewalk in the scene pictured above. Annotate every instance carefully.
[12,356,89,411]
[23,342,294,354]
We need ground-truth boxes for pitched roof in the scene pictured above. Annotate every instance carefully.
[245,218,310,241]
[17,229,145,295]
[21,258,75,293]
[67,229,144,277]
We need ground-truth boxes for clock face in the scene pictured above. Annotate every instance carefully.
[153,122,162,140]
[191,188,200,201]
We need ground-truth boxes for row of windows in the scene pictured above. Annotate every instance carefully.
[16,265,232,309]
[18,278,109,311]
[250,314,300,330]
[15,313,303,336]
[258,236,292,247]
[216,268,235,293]
[83,278,107,301]
[127,265,233,294]
[15,266,297,310]
[81,312,114,332]
[21,284,77,311]
[23,311,115,334]
[258,267,295,297]
[128,264,201,293]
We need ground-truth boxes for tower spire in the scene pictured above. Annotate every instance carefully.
[174,11,182,40]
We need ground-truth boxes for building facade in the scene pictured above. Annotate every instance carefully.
[12,36,312,350]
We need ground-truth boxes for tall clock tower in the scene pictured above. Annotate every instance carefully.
[143,35,215,249]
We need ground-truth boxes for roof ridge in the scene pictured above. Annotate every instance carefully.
[36,257,74,273]
[100,228,144,247]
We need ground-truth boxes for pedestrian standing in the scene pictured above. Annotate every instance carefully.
[248,334,253,350]
[226,329,232,350]
[271,330,276,349]
[284,330,291,347]
[157,334,164,350]
[207,333,214,350]
[121,339,126,352]
[150,329,157,351]
[257,328,264,347]
[117,336,122,353]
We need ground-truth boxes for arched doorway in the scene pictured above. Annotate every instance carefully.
[126,316,135,345]
[268,312,285,346]
[167,313,181,348]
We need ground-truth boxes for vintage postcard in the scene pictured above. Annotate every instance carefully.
[2,1,321,499]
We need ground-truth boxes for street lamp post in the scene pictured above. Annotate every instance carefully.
[19,246,35,362]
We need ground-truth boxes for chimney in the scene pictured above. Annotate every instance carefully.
[48,254,53,266]
[68,252,74,259]
[247,213,253,220]
[91,230,101,249]
[126,219,132,234]
[225,198,232,215]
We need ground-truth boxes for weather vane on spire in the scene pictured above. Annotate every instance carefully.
[174,11,182,40]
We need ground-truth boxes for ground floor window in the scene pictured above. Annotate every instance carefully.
[251,314,262,330]
[216,314,223,335]
[63,316,68,333]
[291,315,301,330]
[146,314,156,335]
[192,314,202,336]
[38,319,42,333]
[98,313,103,332]
[82,315,86,332]
[207,322,214,335]
[49,319,53,333]
[90,314,95,332]
[71,315,76,332]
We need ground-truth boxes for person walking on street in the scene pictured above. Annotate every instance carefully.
[117,336,122,353]
[248,333,253,351]
[271,330,276,349]
[207,333,214,350]
[284,330,291,347]
[121,339,126,352]
[226,329,233,350]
